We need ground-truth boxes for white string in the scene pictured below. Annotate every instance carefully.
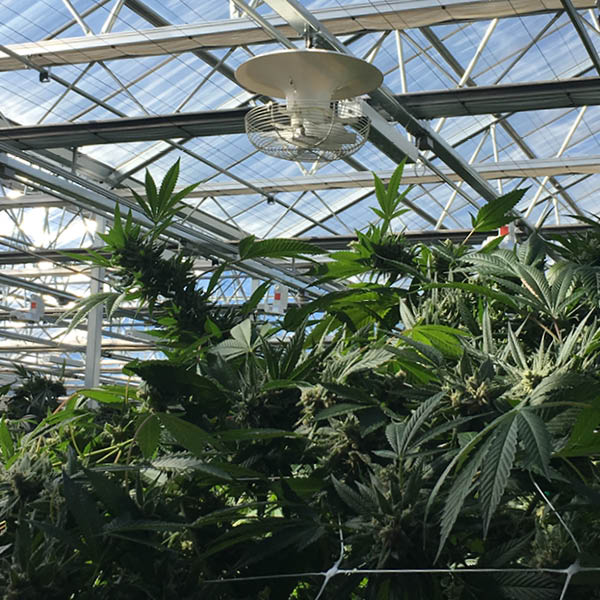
[531,474,582,554]
[201,514,596,598]
[559,560,581,600]
[314,525,345,600]
[201,518,597,599]
[202,563,599,582]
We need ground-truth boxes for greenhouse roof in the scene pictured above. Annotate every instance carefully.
[2,0,600,385]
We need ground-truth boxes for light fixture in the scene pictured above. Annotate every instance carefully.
[235,49,382,162]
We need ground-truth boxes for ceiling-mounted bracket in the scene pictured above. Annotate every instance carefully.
[0,163,16,180]
[416,135,434,152]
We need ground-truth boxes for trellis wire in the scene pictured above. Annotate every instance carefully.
[202,467,594,598]
[202,559,598,597]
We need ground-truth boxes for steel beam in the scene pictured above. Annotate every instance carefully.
[1,194,65,209]
[0,108,248,149]
[0,273,77,304]
[0,223,593,260]
[0,330,152,354]
[301,223,593,249]
[0,0,594,71]
[4,157,598,201]
[170,156,600,197]
[1,77,598,150]
[395,77,600,118]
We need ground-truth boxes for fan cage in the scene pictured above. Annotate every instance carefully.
[245,99,370,162]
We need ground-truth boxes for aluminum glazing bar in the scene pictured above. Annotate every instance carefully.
[0,273,77,303]
[7,155,595,212]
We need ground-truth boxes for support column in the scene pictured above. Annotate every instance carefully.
[85,216,105,388]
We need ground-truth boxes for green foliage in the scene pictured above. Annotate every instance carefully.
[470,188,526,233]
[238,235,323,260]
[1,365,66,422]
[4,163,600,599]
[133,159,200,235]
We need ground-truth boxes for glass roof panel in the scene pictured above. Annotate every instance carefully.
[2,0,600,380]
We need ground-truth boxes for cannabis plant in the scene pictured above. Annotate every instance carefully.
[1,163,598,599]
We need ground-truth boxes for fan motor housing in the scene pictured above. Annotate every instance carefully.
[235,49,383,162]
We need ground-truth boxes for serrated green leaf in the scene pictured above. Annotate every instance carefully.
[135,414,160,459]
[398,392,445,457]
[242,280,270,316]
[157,413,220,453]
[144,170,159,217]
[373,173,389,213]
[315,403,369,421]
[386,162,405,205]
[517,410,551,477]
[332,476,373,516]
[105,290,131,318]
[169,181,200,206]
[217,428,299,442]
[557,311,592,365]
[398,299,416,329]
[150,456,233,480]
[479,234,507,253]
[409,325,466,359]
[238,235,323,260]
[84,467,137,518]
[61,292,115,335]
[62,471,103,558]
[205,264,226,296]
[60,247,111,267]
[110,203,126,247]
[494,571,559,600]
[437,435,493,559]
[529,372,598,406]
[513,262,552,308]
[482,304,494,354]
[0,418,14,462]
[426,409,516,538]
[559,404,600,457]
[393,335,444,367]
[130,186,153,220]
[158,159,179,208]
[385,422,404,454]
[506,324,527,369]
[149,454,258,479]
[471,188,526,232]
[76,388,126,404]
[424,282,518,310]
[479,415,518,536]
